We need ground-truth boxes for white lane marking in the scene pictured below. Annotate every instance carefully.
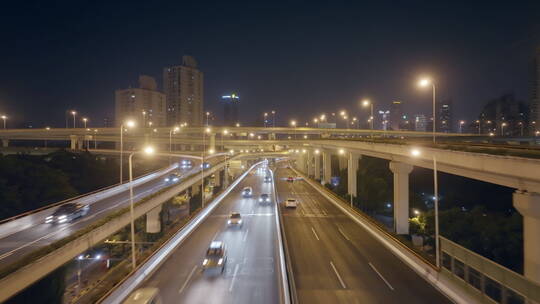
[212,230,220,241]
[229,263,240,292]
[0,187,158,260]
[330,261,347,289]
[368,262,394,291]
[178,265,198,294]
[242,229,249,242]
[337,227,350,241]
[311,227,320,241]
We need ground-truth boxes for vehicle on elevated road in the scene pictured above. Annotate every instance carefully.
[45,203,89,224]
[163,172,180,183]
[284,198,298,208]
[123,287,162,304]
[202,241,227,273]
[179,159,192,169]
[259,193,271,204]
[264,175,272,182]
[287,176,294,182]
[242,186,253,197]
[227,212,243,227]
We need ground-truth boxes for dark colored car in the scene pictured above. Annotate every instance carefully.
[45,203,89,224]
[164,172,181,183]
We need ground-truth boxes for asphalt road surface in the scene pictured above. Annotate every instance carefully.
[276,165,453,304]
[0,159,215,268]
[138,163,281,304]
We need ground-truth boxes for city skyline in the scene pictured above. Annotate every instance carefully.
[0,2,539,129]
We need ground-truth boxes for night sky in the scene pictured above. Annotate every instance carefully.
[1,1,539,128]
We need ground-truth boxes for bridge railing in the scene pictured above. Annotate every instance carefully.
[440,236,540,304]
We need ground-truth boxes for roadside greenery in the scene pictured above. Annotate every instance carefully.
[325,155,523,273]
[0,150,163,221]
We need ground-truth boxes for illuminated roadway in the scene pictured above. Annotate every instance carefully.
[0,159,210,268]
[136,163,281,304]
[275,165,452,303]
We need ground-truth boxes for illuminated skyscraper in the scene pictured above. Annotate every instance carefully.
[115,75,166,127]
[389,100,403,130]
[438,99,453,133]
[222,93,239,126]
[163,56,204,126]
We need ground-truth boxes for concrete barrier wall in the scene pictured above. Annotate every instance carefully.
[0,165,177,240]
[292,167,481,304]
[0,161,229,302]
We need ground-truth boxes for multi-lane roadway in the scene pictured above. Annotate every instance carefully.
[0,159,210,268]
[275,165,452,304]
[137,163,282,304]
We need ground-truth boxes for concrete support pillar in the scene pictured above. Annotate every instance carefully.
[69,135,78,150]
[348,153,360,198]
[322,150,332,185]
[306,150,313,177]
[223,168,230,187]
[1,139,9,148]
[191,183,201,196]
[146,205,162,233]
[215,172,221,187]
[389,161,413,235]
[339,155,348,172]
[209,133,216,152]
[314,152,321,180]
[513,191,540,284]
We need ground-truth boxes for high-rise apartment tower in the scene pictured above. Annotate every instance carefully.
[163,56,204,126]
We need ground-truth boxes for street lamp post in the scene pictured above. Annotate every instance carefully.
[476,120,481,134]
[459,120,465,133]
[128,146,155,270]
[501,122,507,136]
[222,129,229,150]
[290,120,297,139]
[264,113,268,127]
[519,122,524,136]
[362,100,374,138]
[206,112,210,127]
[71,111,77,128]
[418,78,436,143]
[120,120,136,184]
[272,110,276,127]
[411,148,440,268]
[202,127,211,208]
[169,126,180,165]
[1,115,7,129]
[82,118,88,129]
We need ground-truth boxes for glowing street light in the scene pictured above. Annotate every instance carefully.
[459,120,465,133]
[1,115,7,129]
[82,117,88,129]
[501,122,507,136]
[71,111,77,128]
[417,77,436,143]
[290,120,297,139]
[120,120,136,184]
[410,147,440,269]
[128,146,155,270]
[362,99,374,131]
[168,126,181,164]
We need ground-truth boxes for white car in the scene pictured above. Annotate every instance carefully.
[284,198,298,208]
[123,287,162,304]
[227,212,243,227]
